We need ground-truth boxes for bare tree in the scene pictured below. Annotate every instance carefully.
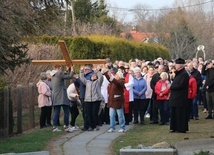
[131,3,152,31]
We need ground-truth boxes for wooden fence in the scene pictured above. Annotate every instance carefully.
[1,83,39,139]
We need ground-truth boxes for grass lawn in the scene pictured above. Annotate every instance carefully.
[112,106,214,155]
[0,127,64,153]
[0,107,84,154]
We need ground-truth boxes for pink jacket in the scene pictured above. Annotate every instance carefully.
[36,80,52,108]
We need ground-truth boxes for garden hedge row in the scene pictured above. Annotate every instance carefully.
[27,35,171,62]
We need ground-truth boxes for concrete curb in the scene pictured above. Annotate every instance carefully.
[120,148,177,155]
[0,151,49,155]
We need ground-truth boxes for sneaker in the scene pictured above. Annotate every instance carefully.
[52,127,62,132]
[74,125,79,129]
[107,128,115,133]
[70,126,79,131]
[118,129,126,133]
[145,113,150,118]
[64,126,74,133]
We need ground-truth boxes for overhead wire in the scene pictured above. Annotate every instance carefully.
[106,0,213,12]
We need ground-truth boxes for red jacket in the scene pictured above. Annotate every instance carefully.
[188,76,197,99]
[155,80,171,100]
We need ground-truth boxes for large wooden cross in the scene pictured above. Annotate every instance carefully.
[32,40,106,65]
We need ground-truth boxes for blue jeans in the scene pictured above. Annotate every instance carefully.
[192,95,199,118]
[53,105,70,127]
[109,107,126,130]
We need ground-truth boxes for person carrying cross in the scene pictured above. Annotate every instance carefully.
[51,64,74,132]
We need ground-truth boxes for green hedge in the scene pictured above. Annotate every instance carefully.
[27,35,171,62]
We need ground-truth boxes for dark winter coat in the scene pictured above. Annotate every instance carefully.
[169,68,189,108]
[150,72,161,99]
[201,65,214,92]
[105,72,125,109]
[191,68,202,93]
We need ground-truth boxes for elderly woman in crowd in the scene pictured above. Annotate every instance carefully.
[144,67,155,120]
[133,67,147,125]
[36,72,52,129]
[154,72,171,125]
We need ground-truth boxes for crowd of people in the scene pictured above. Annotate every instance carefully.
[36,56,214,133]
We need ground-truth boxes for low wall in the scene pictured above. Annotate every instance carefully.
[120,148,177,155]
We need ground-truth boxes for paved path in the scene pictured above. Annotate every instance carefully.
[50,124,134,155]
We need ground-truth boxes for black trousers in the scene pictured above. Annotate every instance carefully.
[70,101,79,126]
[46,106,52,125]
[81,98,90,129]
[152,98,159,122]
[40,106,49,128]
[187,99,193,120]
[129,101,134,122]
[103,104,110,124]
[133,99,148,123]
[85,101,101,129]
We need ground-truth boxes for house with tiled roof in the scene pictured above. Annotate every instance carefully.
[120,27,158,43]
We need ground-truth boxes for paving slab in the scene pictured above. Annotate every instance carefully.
[63,124,134,155]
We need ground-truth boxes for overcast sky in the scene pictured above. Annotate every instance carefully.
[106,0,175,22]
[106,0,174,9]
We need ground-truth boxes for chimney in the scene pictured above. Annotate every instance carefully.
[130,26,137,33]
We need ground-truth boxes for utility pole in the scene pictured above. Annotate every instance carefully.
[70,0,77,36]
[64,0,68,35]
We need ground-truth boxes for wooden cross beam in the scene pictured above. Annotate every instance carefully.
[31,40,106,65]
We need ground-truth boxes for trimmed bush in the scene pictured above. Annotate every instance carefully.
[25,35,171,62]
